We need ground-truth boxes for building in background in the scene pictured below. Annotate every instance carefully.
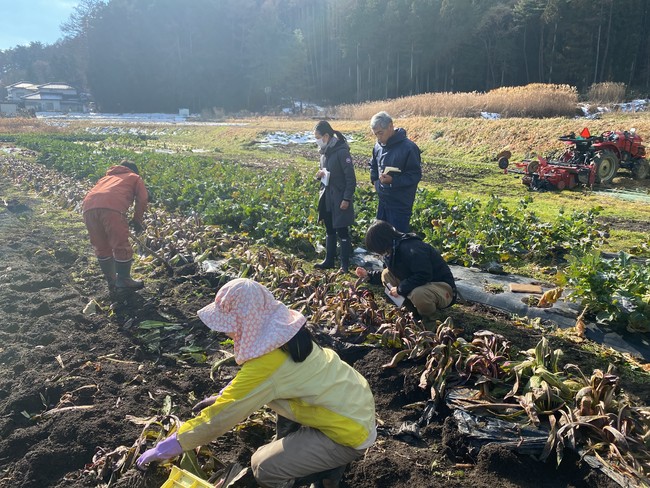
[1,81,90,115]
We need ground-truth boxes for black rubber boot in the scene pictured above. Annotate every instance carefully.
[421,315,438,331]
[403,298,421,320]
[97,256,116,291]
[308,465,346,488]
[339,237,351,273]
[115,259,144,290]
[314,235,337,269]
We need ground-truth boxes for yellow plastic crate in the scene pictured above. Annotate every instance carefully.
[161,466,214,488]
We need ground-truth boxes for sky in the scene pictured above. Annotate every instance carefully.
[0,0,79,50]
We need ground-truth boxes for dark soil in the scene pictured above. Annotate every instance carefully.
[598,215,650,234]
[0,175,631,488]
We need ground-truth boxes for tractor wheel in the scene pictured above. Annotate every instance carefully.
[593,150,619,184]
[632,159,650,180]
[526,160,539,175]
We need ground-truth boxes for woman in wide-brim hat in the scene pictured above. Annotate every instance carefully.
[136,278,376,488]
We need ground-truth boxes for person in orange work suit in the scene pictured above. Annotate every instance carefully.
[82,160,148,290]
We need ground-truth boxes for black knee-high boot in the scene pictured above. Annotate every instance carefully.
[115,259,144,290]
[97,256,116,291]
[315,235,337,269]
[339,237,351,273]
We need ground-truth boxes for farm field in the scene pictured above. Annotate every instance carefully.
[0,115,649,488]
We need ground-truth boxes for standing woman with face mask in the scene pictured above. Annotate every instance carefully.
[313,120,357,272]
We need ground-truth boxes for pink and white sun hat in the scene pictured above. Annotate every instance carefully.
[197,278,306,364]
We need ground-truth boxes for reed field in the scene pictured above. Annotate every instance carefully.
[334,83,581,119]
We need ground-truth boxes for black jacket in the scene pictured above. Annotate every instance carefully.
[369,128,422,212]
[368,234,455,297]
[318,137,356,229]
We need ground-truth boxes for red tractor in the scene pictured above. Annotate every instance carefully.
[497,128,649,191]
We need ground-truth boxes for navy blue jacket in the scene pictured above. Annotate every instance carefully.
[368,234,455,297]
[369,128,422,212]
[318,137,356,229]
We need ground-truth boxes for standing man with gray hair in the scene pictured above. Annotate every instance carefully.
[369,111,422,233]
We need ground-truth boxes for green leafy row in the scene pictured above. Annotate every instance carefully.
[412,192,608,267]
[559,252,650,332]
[3,132,647,328]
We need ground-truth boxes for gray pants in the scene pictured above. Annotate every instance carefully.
[251,426,364,488]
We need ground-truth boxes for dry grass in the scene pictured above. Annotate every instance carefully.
[0,117,64,134]
[586,82,626,104]
[334,83,579,120]
[334,92,484,120]
[483,84,578,118]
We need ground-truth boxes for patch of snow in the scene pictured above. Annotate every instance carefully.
[577,103,609,119]
[259,131,314,147]
[42,120,71,127]
[85,126,175,136]
[37,112,189,122]
[35,111,249,127]
[578,99,648,119]
[616,99,648,112]
[258,130,355,147]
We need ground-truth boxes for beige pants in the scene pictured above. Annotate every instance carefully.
[381,269,453,318]
[251,426,364,488]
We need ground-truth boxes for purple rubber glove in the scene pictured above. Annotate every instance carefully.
[192,396,217,413]
[136,433,183,469]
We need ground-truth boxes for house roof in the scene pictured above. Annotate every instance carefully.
[22,93,62,100]
[6,81,39,90]
[38,82,76,91]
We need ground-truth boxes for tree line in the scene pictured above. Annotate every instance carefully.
[1,0,649,114]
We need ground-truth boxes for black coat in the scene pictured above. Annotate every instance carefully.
[369,128,422,212]
[318,138,356,229]
[368,234,455,297]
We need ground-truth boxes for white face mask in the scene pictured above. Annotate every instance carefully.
[316,137,328,149]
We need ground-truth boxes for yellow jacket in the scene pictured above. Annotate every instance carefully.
[178,346,376,450]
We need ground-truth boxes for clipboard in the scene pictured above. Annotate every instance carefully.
[320,170,330,186]
[385,285,405,307]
